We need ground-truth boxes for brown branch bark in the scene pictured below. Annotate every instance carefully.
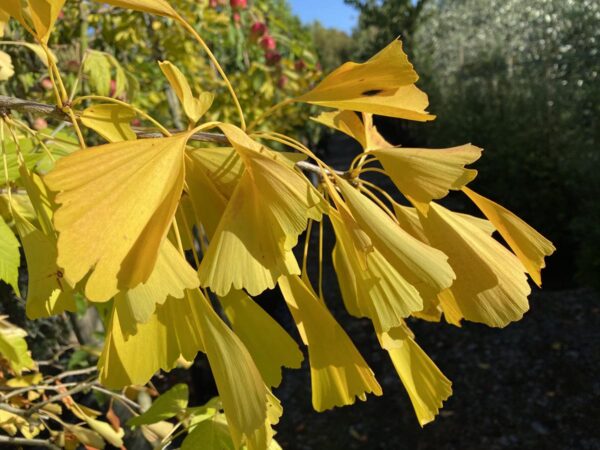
[0,95,344,176]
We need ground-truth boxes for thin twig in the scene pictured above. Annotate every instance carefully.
[0,435,61,449]
[0,95,346,176]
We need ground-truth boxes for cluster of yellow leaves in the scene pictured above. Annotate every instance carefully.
[0,1,556,448]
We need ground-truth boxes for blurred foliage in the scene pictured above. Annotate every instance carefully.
[310,21,355,72]
[0,0,323,142]
[344,0,428,59]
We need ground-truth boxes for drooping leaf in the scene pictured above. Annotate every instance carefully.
[129,384,189,426]
[0,317,35,375]
[27,0,66,43]
[279,275,382,412]
[114,239,199,334]
[44,133,191,301]
[419,202,531,328]
[377,326,452,426]
[337,178,455,295]
[463,187,555,286]
[219,290,303,388]
[12,209,76,319]
[99,291,205,388]
[330,209,423,332]
[198,124,326,296]
[0,216,20,296]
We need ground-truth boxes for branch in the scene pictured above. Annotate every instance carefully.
[0,96,68,120]
[0,434,61,450]
[0,95,344,176]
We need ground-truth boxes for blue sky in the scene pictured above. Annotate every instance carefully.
[288,0,357,33]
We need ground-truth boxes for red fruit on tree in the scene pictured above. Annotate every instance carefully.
[230,0,247,10]
[33,118,48,130]
[260,35,276,51]
[250,22,267,41]
[277,75,288,89]
[294,59,306,72]
[265,50,281,66]
[40,77,53,91]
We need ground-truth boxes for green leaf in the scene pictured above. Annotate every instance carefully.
[0,215,20,296]
[181,417,235,450]
[0,317,34,375]
[128,383,189,426]
[83,50,112,96]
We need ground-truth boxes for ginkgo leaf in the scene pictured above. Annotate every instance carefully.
[337,178,455,295]
[44,133,191,301]
[182,416,235,450]
[192,289,269,448]
[371,144,482,207]
[297,41,433,121]
[114,239,199,334]
[63,424,105,449]
[420,202,531,328]
[128,384,188,426]
[97,0,179,18]
[463,187,555,286]
[185,153,229,240]
[279,275,382,412]
[377,326,452,426]
[99,292,205,388]
[72,407,124,448]
[0,317,35,375]
[159,61,213,124]
[198,124,326,296]
[219,290,303,388]
[0,1,25,28]
[80,104,137,142]
[0,216,20,296]
[0,11,8,37]
[312,110,368,149]
[330,209,423,332]
[12,210,76,319]
[28,0,66,43]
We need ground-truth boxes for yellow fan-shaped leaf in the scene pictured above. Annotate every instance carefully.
[12,208,76,319]
[420,202,531,328]
[377,326,452,426]
[330,210,423,332]
[0,1,23,24]
[297,41,433,121]
[0,216,20,296]
[44,133,191,301]
[80,104,137,143]
[372,144,482,207]
[219,290,303,388]
[312,110,368,149]
[97,0,178,18]
[99,292,205,388]
[463,187,555,287]
[337,178,455,295]
[192,289,269,448]
[159,61,213,124]
[198,125,326,296]
[279,275,382,412]
[114,239,199,335]
[0,317,35,375]
[27,0,65,43]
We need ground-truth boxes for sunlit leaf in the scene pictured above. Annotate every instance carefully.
[279,275,382,411]
[0,216,20,296]
[44,132,191,301]
[81,104,137,142]
[129,384,188,426]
